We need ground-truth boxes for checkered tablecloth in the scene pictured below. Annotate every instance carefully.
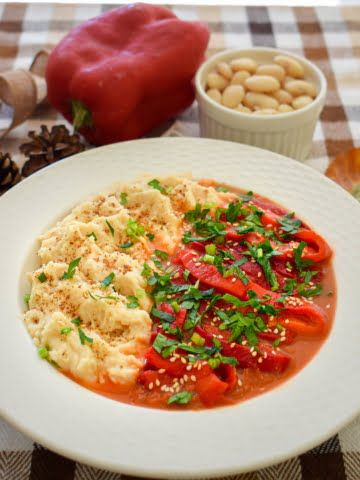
[0,3,359,480]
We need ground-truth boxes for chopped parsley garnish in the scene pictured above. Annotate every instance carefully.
[153,333,178,358]
[126,295,140,309]
[167,391,193,405]
[62,257,81,280]
[120,241,133,249]
[217,308,266,346]
[215,186,228,192]
[106,220,115,237]
[141,263,152,277]
[71,317,82,326]
[101,272,115,288]
[78,327,93,345]
[183,269,190,281]
[273,338,282,347]
[38,346,49,359]
[120,192,128,206]
[154,249,169,261]
[146,233,155,241]
[37,272,47,283]
[60,327,72,335]
[240,191,253,202]
[226,201,242,223]
[150,307,175,323]
[88,292,119,301]
[294,241,313,272]
[223,258,249,285]
[297,283,322,298]
[24,293,31,306]
[278,212,301,235]
[86,232,97,241]
[244,240,280,291]
[148,179,168,194]
[126,219,145,241]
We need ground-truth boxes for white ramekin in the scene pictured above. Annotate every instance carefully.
[195,47,327,161]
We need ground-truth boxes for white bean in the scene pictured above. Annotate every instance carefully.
[274,55,305,78]
[292,95,313,109]
[253,108,278,115]
[222,85,245,108]
[273,89,293,105]
[235,104,252,113]
[216,62,233,80]
[230,57,258,73]
[256,64,286,82]
[244,92,279,110]
[206,88,222,103]
[245,75,280,93]
[285,80,317,98]
[206,72,228,91]
[231,70,251,86]
[278,104,294,113]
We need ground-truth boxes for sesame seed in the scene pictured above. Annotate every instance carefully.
[230,342,236,348]
[181,357,187,364]
[257,272,262,277]
[184,374,189,382]
[285,319,289,324]
[251,351,257,357]
[173,382,179,388]
[170,357,176,363]
[158,368,165,374]
[190,375,197,382]
[231,278,236,283]
[155,379,161,387]
[148,382,154,390]
[195,262,201,267]
[326,304,330,309]
[161,385,167,392]
[280,337,286,342]
[263,352,268,359]
[180,378,184,385]
[258,357,263,363]
[238,379,243,386]
[274,328,279,334]
[242,340,247,345]
[186,365,192,371]
[280,330,286,337]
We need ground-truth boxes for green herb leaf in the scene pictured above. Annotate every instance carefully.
[278,212,301,235]
[226,201,242,223]
[86,232,97,241]
[183,269,190,281]
[62,257,81,280]
[101,272,115,288]
[293,241,313,272]
[71,317,82,326]
[78,327,93,345]
[60,327,72,335]
[154,249,169,261]
[240,191,253,202]
[38,346,49,359]
[24,293,31,306]
[106,220,115,237]
[120,192,128,206]
[126,295,140,309]
[153,333,178,358]
[215,186,228,192]
[71,99,92,130]
[273,338,282,347]
[146,233,155,241]
[167,391,193,405]
[141,263,152,277]
[126,219,145,241]
[37,272,47,283]
[120,241,133,249]
[148,179,168,194]
[151,307,175,323]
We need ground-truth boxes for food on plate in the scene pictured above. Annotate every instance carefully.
[24,175,335,409]
[45,4,209,145]
[205,54,317,114]
[326,147,360,202]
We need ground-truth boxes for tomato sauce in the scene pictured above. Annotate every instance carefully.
[69,182,336,410]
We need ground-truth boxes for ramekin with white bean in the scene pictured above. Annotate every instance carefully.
[195,48,327,161]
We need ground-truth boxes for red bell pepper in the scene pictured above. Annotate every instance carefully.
[277,304,326,336]
[195,373,228,406]
[178,247,278,301]
[46,4,209,145]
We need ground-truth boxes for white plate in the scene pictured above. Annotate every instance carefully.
[1,138,359,478]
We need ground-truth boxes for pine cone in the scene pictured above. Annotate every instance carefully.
[0,152,21,195]
[21,124,86,177]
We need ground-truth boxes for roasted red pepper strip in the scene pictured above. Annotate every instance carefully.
[195,373,228,406]
[46,4,209,145]
[295,229,332,263]
[178,247,278,301]
[257,344,290,374]
[276,304,326,336]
